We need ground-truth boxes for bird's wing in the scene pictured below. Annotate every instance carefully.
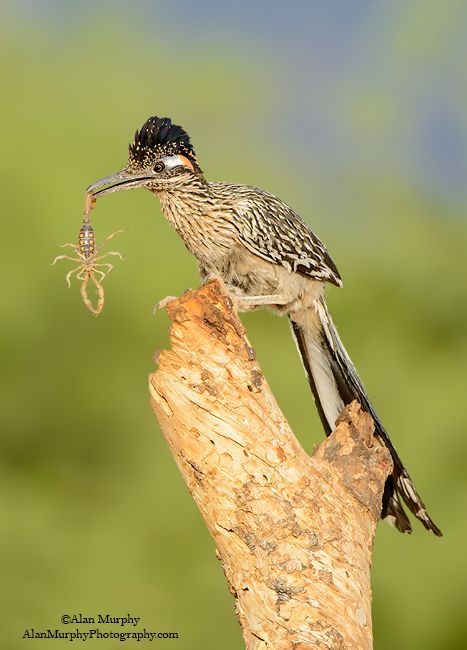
[235,189,342,287]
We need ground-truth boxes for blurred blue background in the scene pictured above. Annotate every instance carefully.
[1,1,466,648]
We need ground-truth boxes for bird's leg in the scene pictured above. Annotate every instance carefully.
[199,272,246,311]
[221,283,292,312]
[234,294,291,311]
[201,272,228,291]
[201,271,291,312]
[153,295,178,313]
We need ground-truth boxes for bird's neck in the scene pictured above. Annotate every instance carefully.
[156,176,211,226]
[153,179,238,266]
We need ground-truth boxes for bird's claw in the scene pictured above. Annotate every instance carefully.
[153,295,177,314]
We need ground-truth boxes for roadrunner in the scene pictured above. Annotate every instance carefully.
[88,116,441,536]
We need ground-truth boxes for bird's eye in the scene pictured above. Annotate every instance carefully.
[154,161,165,173]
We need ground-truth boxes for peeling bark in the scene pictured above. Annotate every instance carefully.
[149,280,392,649]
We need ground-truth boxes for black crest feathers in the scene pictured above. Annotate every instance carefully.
[128,116,198,168]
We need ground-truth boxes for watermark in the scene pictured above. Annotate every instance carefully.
[22,613,178,642]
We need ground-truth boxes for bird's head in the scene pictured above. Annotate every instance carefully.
[87,116,202,198]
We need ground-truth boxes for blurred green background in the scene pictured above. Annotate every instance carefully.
[1,1,466,648]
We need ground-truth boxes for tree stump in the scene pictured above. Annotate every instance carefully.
[149,280,392,649]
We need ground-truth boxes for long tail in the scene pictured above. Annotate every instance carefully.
[289,297,442,536]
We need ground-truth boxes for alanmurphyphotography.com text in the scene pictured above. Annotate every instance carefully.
[22,613,179,642]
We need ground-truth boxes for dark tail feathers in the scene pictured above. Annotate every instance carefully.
[289,298,442,536]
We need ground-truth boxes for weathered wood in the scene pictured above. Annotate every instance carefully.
[149,280,392,649]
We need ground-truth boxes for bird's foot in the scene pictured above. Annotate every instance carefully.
[153,295,177,314]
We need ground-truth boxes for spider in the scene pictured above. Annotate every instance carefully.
[52,197,126,315]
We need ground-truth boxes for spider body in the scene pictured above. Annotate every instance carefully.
[78,223,96,259]
[52,222,125,316]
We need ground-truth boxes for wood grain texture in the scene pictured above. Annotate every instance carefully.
[149,280,392,649]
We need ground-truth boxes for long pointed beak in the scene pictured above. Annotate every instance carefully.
[86,169,155,197]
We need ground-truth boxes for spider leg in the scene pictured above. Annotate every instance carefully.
[80,275,96,315]
[100,228,128,248]
[94,262,114,276]
[90,273,105,316]
[96,251,124,262]
[65,266,82,287]
[92,268,107,282]
[51,254,79,266]
[59,243,78,250]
